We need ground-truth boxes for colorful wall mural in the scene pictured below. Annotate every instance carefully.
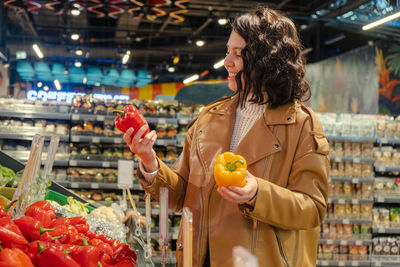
[306,45,379,114]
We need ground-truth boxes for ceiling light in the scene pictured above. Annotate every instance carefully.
[73,3,81,8]
[168,66,175,72]
[37,82,43,88]
[218,18,228,25]
[173,56,180,64]
[122,51,130,64]
[213,59,224,69]
[32,44,44,58]
[362,11,400,30]
[43,86,49,91]
[183,74,199,84]
[71,34,80,40]
[83,77,87,84]
[71,9,80,16]
[195,40,205,47]
[54,80,62,90]
[74,61,82,67]
[300,24,308,30]
[75,49,83,56]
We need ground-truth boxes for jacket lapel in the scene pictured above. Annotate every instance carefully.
[234,101,299,166]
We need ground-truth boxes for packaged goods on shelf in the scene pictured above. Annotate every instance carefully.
[328,202,373,220]
[328,181,373,199]
[321,221,372,240]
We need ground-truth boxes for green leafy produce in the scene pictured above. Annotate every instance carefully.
[0,164,16,187]
[63,196,90,216]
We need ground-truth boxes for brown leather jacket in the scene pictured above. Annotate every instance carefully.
[137,95,329,267]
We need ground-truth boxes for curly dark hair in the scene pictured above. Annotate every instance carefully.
[231,7,310,108]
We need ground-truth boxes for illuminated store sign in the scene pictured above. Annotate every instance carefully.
[27,90,130,103]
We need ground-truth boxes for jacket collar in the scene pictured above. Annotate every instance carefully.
[209,94,299,126]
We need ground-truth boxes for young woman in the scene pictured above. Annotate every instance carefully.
[123,7,329,267]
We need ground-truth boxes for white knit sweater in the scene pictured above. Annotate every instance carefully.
[230,101,265,152]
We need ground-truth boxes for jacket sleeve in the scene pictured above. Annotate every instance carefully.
[240,113,329,230]
[136,121,195,212]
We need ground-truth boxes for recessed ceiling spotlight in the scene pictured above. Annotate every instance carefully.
[218,18,228,25]
[71,9,80,16]
[74,61,82,67]
[75,49,83,56]
[196,40,205,47]
[71,34,80,40]
[168,66,176,72]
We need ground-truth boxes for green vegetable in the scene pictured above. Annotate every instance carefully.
[66,197,89,216]
[0,165,16,187]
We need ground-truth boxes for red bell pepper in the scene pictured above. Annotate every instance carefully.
[25,200,55,228]
[114,259,136,267]
[97,234,113,245]
[0,247,34,267]
[70,243,100,267]
[0,200,16,218]
[69,216,86,225]
[100,253,113,265]
[49,225,70,244]
[112,243,137,263]
[90,239,113,255]
[70,232,86,245]
[0,217,25,237]
[51,217,71,227]
[114,105,149,137]
[28,240,65,261]
[0,228,29,247]
[86,231,98,240]
[34,242,80,267]
[111,239,121,252]
[14,216,55,241]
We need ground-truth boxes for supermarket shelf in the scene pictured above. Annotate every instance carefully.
[372,226,400,234]
[317,260,370,266]
[71,114,113,121]
[70,135,176,146]
[326,136,376,143]
[327,198,374,204]
[324,218,372,224]
[70,135,123,144]
[374,195,400,203]
[319,239,372,245]
[375,165,400,173]
[376,137,400,145]
[71,113,178,125]
[68,160,118,168]
[57,181,143,190]
[371,261,400,266]
[152,257,176,264]
[329,177,375,183]
[0,110,70,120]
[0,133,69,142]
[330,156,375,163]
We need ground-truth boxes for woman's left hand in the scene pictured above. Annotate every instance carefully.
[217,170,258,206]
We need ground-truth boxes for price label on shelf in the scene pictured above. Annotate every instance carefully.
[118,160,134,188]
[69,160,78,166]
[113,138,122,144]
[157,140,165,146]
[334,156,342,162]
[378,227,386,233]
[96,115,105,121]
[338,199,346,204]
[340,240,348,246]
[375,261,382,266]
[377,165,386,172]
[71,136,81,142]
[158,118,166,124]
[92,137,100,143]
[91,183,99,189]
[59,106,68,113]
[352,178,359,184]
[352,199,359,204]
[71,182,79,188]
[338,261,346,266]
[353,158,361,163]
[355,240,362,246]
[343,219,350,224]
[72,114,80,120]
[326,239,333,245]
[351,261,359,266]
[380,138,388,144]
[102,162,111,168]
[180,119,189,125]
[321,261,329,266]
[377,196,385,203]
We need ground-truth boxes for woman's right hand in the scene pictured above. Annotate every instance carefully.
[123,125,159,172]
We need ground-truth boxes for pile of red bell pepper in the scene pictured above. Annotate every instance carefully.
[0,200,137,267]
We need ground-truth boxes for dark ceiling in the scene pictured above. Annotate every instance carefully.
[2,0,400,84]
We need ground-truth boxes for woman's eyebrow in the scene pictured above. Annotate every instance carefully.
[226,45,243,50]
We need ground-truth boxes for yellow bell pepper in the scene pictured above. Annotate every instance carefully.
[214,152,247,188]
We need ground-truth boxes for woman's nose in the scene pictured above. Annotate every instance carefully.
[224,55,233,69]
